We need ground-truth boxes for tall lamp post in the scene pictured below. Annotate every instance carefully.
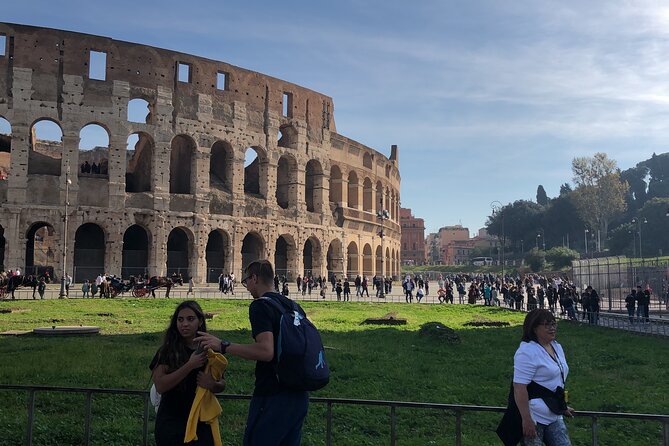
[59,162,71,298]
[376,207,389,298]
[490,201,505,277]
[631,217,648,259]
[584,228,589,255]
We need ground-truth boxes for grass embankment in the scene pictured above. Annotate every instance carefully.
[0,299,667,445]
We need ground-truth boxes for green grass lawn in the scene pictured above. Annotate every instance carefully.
[0,298,667,445]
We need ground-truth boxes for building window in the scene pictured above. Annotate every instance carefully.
[89,50,106,81]
[283,92,293,117]
[0,35,6,57]
[216,71,228,90]
[178,62,191,83]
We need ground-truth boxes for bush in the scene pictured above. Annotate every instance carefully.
[545,246,580,269]
[524,248,546,272]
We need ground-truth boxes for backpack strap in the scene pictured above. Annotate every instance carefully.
[260,294,304,324]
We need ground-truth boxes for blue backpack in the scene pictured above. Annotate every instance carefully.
[261,295,330,391]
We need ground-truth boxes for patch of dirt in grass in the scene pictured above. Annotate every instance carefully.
[361,312,407,325]
[463,316,510,327]
[0,308,30,314]
[418,322,460,344]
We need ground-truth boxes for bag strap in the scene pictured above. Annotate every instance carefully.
[260,294,298,315]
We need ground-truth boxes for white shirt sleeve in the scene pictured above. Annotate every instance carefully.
[513,342,537,385]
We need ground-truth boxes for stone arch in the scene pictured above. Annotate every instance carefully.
[329,164,342,204]
[375,245,383,276]
[303,236,322,277]
[305,159,324,213]
[29,119,63,176]
[390,190,396,220]
[127,98,152,124]
[376,181,383,213]
[74,222,106,282]
[210,140,234,192]
[326,239,344,279]
[206,229,230,283]
[347,170,359,209]
[347,241,359,277]
[0,116,11,180]
[79,123,110,177]
[363,177,373,212]
[363,152,373,169]
[169,134,195,194]
[362,243,373,277]
[241,231,265,272]
[126,132,154,193]
[275,234,297,279]
[278,124,298,149]
[167,227,192,279]
[122,224,150,278]
[386,247,391,276]
[276,154,298,209]
[25,222,56,277]
[244,147,267,197]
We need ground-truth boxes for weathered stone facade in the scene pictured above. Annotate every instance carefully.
[0,23,401,282]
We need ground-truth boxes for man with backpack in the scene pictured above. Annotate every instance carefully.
[195,260,328,445]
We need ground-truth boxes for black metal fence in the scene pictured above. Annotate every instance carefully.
[1,384,667,446]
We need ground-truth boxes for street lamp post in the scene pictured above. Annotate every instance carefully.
[584,228,589,255]
[376,207,389,298]
[628,229,636,258]
[59,162,71,299]
[632,218,648,259]
[490,201,505,277]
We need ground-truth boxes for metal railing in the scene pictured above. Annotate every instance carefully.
[1,384,668,446]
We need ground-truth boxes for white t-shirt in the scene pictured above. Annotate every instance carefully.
[513,340,569,425]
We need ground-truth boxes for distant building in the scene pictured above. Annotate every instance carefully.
[400,208,425,265]
[442,239,475,265]
[425,233,440,264]
[436,225,470,264]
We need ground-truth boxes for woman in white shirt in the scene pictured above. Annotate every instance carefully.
[514,309,574,445]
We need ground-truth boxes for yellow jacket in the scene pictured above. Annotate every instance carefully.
[184,349,228,446]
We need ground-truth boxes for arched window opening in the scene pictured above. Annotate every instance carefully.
[167,228,190,279]
[74,223,105,283]
[210,141,233,192]
[29,120,63,176]
[363,178,373,212]
[0,225,5,272]
[386,247,391,277]
[126,133,153,193]
[244,148,262,196]
[275,235,295,279]
[347,241,359,278]
[276,155,297,209]
[347,171,359,209]
[206,230,229,283]
[305,160,323,213]
[329,165,342,204]
[170,135,194,194]
[79,124,110,177]
[375,245,383,276]
[0,117,11,180]
[326,239,343,280]
[363,244,373,277]
[128,98,151,124]
[363,152,373,169]
[278,124,298,149]
[25,222,56,277]
[241,232,264,272]
[122,225,149,278]
[376,181,383,214]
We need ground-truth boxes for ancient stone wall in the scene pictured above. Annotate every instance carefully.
[0,23,401,282]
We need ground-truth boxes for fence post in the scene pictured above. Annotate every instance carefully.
[326,401,333,446]
[390,404,397,446]
[663,420,669,446]
[26,388,36,446]
[84,391,92,445]
[142,393,150,446]
[455,409,462,446]
[591,415,598,446]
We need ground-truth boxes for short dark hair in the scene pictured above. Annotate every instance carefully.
[245,260,274,285]
[521,309,556,342]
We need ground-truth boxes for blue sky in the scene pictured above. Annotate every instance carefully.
[5,0,669,235]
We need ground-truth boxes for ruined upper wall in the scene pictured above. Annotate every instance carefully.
[0,22,338,138]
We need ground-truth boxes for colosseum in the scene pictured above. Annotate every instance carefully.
[0,23,401,284]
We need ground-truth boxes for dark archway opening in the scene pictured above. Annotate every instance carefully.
[169,135,194,194]
[122,225,149,278]
[74,223,105,282]
[167,228,190,279]
[241,233,264,273]
[25,222,56,277]
[206,230,229,283]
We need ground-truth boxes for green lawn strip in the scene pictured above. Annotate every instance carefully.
[0,299,667,445]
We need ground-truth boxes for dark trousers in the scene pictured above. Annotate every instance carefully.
[243,391,309,446]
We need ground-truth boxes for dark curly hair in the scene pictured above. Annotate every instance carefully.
[157,300,207,372]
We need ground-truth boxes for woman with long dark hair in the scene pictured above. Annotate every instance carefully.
[150,300,225,445]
